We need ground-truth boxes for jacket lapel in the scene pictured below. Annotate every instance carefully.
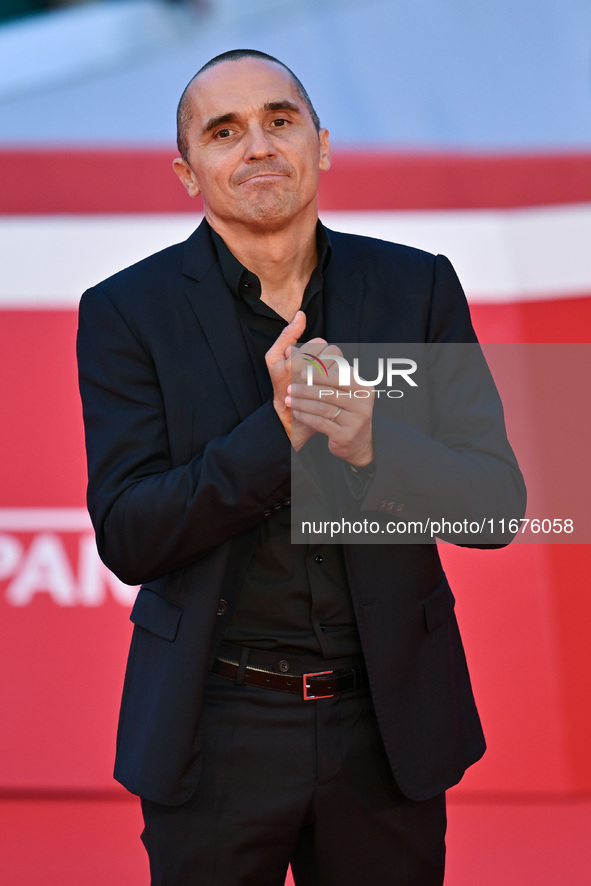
[179,222,368,419]
[323,229,365,344]
[181,221,262,421]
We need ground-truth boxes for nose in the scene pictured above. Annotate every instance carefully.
[244,124,276,161]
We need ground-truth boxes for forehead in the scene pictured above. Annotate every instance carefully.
[187,58,303,122]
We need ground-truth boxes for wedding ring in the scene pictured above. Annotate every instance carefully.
[333,406,342,420]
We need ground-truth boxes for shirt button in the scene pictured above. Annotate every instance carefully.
[278,660,290,673]
[217,599,228,616]
[314,554,323,564]
[242,279,251,289]
[320,624,326,632]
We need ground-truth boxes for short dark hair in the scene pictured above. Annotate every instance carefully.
[176,49,321,161]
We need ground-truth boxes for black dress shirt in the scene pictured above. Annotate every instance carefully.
[209,223,362,658]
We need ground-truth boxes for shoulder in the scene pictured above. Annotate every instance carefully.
[79,220,213,314]
[94,240,184,293]
[324,225,458,301]
[325,227,436,270]
[323,226,475,343]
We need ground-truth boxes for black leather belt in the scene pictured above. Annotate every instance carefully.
[211,657,366,700]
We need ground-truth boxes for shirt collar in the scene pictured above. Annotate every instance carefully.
[209,221,332,303]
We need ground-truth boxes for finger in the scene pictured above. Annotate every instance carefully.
[318,344,344,359]
[287,337,328,364]
[286,389,350,431]
[290,341,330,376]
[286,393,341,418]
[297,345,345,381]
[286,383,338,407]
[291,407,345,435]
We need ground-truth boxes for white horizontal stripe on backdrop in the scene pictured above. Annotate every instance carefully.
[1,204,590,306]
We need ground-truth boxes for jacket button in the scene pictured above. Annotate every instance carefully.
[217,599,228,616]
[278,660,290,673]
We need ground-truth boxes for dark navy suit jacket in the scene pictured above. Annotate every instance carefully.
[77,220,526,805]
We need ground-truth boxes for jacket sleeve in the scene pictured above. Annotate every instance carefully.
[77,284,291,585]
[360,254,527,544]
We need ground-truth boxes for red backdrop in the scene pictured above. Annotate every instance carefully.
[1,150,590,795]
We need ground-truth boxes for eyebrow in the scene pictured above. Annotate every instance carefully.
[202,112,238,135]
[202,100,302,135]
[263,100,301,115]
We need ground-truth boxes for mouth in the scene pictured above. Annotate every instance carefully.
[235,165,292,186]
[239,172,287,185]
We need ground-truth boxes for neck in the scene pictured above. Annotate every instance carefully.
[208,211,319,322]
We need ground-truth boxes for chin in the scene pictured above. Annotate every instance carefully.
[241,197,300,225]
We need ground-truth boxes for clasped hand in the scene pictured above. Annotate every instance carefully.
[265,311,374,467]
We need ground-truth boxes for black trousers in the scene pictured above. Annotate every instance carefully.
[140,649,446,886]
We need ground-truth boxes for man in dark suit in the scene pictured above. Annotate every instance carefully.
[77,49,525,885]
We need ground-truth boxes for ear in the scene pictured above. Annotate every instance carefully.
[318,128,331,172]
[172,157,201,198]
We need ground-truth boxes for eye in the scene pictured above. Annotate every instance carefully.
[215,128,233,139]
[271,118,288,128]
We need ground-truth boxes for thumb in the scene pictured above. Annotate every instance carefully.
[266,310,306,363]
